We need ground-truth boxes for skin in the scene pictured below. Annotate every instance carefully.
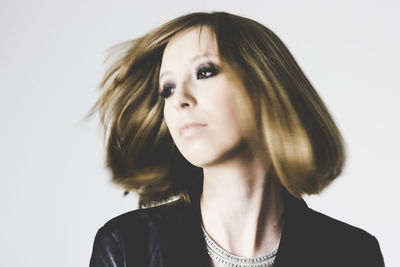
[159,26,285,266]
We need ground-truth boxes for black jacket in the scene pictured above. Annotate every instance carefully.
[89,190,385,267]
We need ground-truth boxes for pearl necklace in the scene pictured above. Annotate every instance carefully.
[201,224,278,267]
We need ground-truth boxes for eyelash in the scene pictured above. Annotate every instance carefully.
[159,63,220,99]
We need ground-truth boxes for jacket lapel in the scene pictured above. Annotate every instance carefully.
[155,197,211,267]
[273,190,311,267]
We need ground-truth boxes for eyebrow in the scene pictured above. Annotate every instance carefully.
[159,53,218,81]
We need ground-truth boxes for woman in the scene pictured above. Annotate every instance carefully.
[88,11,385,267]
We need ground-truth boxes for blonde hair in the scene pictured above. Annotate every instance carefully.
[88,12,345,208]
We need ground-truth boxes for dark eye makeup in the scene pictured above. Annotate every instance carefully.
[159,83,175,99]
[159,62,221,99]
[196,63,220,80]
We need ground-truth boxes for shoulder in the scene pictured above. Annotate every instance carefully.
[279,193,384,266]
[305,206,374,241]
[102,197,188,231]
[302,205,384,266]
[285,194,378,244]
[98,198,189,239]
[89,198,188,267]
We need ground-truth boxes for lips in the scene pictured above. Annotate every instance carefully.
[179,122,207,136]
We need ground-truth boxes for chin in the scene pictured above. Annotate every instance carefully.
[174,133,245,168]
[180,151,217,168]
[179,144,241,168]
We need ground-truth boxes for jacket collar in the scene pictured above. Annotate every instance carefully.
[157,184,310,267]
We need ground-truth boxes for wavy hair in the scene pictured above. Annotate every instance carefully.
[88,11,345,208]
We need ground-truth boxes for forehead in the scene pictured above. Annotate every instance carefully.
[160,27,218,69]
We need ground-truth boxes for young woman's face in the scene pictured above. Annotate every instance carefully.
[159,26,249,167]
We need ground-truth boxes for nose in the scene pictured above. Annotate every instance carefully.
[173,80,196,110]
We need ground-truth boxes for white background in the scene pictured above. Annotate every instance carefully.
[0,0,398,266]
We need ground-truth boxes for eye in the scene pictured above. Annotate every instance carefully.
[159,83,175,99]
[196,63,220,79]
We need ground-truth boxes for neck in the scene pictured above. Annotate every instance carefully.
[200,159,285,257]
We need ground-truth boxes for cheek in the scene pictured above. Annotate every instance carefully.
[163,104,175,136]
[163,102,187,144]
[208,89,241,131]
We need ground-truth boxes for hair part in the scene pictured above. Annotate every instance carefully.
[87,11,345,208]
